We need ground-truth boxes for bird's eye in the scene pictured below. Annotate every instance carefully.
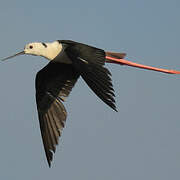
[29,45,33,49]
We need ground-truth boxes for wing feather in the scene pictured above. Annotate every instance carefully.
[36,62,79,167]
[64,43,117,111]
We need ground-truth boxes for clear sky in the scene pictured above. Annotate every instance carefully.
[0,0,180,179]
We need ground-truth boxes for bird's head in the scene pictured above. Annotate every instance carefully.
[24,42,47,56]
[1,41,62,61]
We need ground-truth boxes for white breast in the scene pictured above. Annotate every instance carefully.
[44,41,63,60]
[43,41,72,64]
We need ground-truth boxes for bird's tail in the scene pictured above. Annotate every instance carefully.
[105,51,180,74]
[106,52,126,59]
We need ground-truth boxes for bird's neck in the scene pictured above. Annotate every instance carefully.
[41,41,63,60]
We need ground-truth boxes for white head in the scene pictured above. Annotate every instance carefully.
[24,42,48,56]
[1,41,62,61]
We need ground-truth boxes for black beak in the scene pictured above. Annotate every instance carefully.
[1,51,25,61]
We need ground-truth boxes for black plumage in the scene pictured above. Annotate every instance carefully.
[35,40,117,166]
[36,62,79,166]
[3,39,180,167]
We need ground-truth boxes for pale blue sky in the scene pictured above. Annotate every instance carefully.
[0,0,180,179]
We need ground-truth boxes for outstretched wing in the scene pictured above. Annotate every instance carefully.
[64,42,117,111]
[35,62,79,167]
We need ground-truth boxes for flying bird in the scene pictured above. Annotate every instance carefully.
[1,40,180,167]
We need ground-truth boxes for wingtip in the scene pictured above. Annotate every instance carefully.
[47,160,52,168]
[110,104,118,112]
[113,106,118,112]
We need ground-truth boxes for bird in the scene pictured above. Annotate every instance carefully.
[1,40,180,167]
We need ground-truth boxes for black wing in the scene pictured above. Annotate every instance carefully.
[35,62,79,167]
[63,41,117,111]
